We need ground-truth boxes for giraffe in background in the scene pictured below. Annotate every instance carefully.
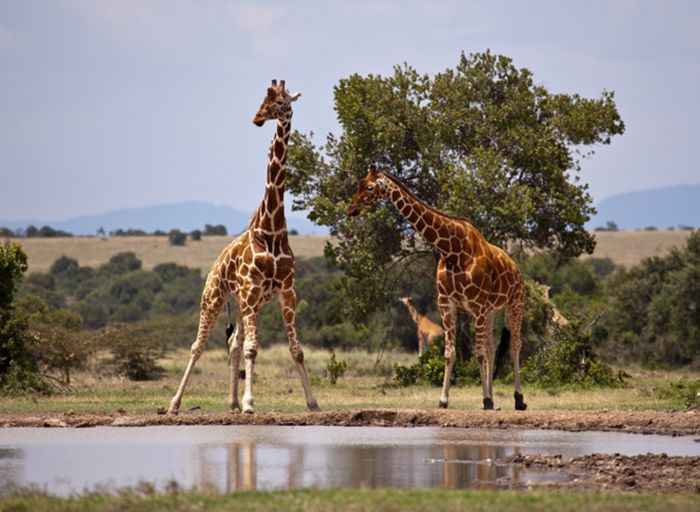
[398,296,444,354]
[167,80,319,415]
[348,167,527,411]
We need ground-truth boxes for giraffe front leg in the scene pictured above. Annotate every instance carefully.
[279,289,320,412]
[228,317,245,412]
[437,296,457,409]
[168,298,223,415]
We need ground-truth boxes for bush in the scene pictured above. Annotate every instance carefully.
[394,338,480,387]
[168,230,187,247]
[203,224,227,236]
[190,229,202,241]
[325,350,348,384]
[652,379,700,409]
[101,321,169,380]
[521,320,623,388]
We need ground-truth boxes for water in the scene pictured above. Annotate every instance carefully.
[0,426,697,495]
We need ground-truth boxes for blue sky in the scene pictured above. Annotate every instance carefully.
[1,1,698,221]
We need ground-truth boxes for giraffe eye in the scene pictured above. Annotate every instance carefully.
[366,185,374,192]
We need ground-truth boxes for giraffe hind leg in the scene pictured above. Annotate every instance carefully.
[507,302,527,411]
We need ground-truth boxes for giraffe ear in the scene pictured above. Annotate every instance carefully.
[289,92,302,102]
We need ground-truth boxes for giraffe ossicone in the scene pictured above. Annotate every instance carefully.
[349,166,527,411]
[167,79,319,416]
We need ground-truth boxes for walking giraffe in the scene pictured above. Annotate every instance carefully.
[348,166,527,410]
[398,297,444,354]
[167,80,319,415]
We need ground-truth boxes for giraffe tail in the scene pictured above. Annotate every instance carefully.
[493,327,511,380]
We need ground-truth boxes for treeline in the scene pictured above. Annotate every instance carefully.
[0,224,229,239]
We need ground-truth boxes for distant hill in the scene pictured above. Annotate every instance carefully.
[588,184,700,230]
[0,201,327,236]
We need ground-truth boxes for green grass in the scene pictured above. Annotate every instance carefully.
[1,488,698,512]
[0,346,696,415]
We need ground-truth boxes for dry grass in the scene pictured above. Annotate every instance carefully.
[7,230,691,274]
[583,230,692,267]
[0,346,693,416]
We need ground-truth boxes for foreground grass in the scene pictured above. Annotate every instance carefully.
[0,346,696,416]
[1,489,698,512]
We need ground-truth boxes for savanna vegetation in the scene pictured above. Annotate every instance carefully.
[1,52,697,412]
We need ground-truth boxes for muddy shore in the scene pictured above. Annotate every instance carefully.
[1,408,698,436]
[507,453,700,493]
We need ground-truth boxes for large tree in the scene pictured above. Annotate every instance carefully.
[287,52,624,320]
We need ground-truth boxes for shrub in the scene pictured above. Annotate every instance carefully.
[652,379,700,409]
[394,338,480,387]
[325,350,348,385]
[521,320,623,388]
[190,229,202,241]
[101,322,168,381]
[168,230,187,247]
[203,224,227,236]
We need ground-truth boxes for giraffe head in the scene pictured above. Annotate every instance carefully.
[398,296,411,306]
[347,166,389,217]
[253,79,302,126]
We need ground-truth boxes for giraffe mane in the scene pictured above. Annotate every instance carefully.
[378,171,472,225]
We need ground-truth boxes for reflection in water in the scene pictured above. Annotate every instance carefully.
[0,425,697,495]
[190,440,554,492]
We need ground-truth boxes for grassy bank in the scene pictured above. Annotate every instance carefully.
[1,488,698,512]
[0,346,696,416]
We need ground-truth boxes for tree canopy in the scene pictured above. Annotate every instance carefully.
[287,51,624,319]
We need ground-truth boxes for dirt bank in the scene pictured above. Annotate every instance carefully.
[1,408,698,436]
[507,453,700,493]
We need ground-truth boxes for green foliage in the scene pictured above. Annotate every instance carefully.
[602,231,700,367]
[0,242,49,393]
[287,51,624,320]
[394,338,480,387]
[190,229,202,241]
[325,350,348,385]
[100,319,175,380]
[21,298,94,385]
[521,321,623,388]
[168,229,187,246]
[23,225,73,237]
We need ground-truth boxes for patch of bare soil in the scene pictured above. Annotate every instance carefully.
[507,453,700,493]
[0,408,698,436]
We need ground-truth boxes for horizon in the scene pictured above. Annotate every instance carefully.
[2,1,699,223]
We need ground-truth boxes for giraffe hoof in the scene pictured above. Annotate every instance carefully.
[230,402,241,413]
[307,400,321,412]
[166,407,179,416]
[514,392,527,411]
[483,398,494,410]
[438,400,448,409]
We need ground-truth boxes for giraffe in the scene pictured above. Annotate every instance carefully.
[398,297,444,354]
[535,283,570,329]
[348,166,527,411]
[167,79,319,415]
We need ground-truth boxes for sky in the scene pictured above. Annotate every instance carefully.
[1,0,698,221]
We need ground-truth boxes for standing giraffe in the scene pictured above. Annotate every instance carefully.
[167,80,319,415]
[348,167,527,410]
[398,297,444,354]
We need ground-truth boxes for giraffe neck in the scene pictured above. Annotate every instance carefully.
[402,300,421,324]
[380,172,477,256]
[250,113,292,234]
